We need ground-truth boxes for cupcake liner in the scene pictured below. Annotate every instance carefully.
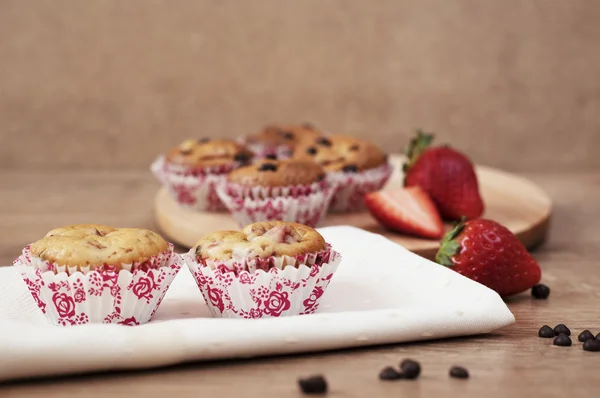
[183,246,342,318]
[12,245,183,326]
[150,155,238,211]
[327,162,393,213]
[215,180,336,227]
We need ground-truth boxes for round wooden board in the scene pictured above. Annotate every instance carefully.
[154,155,552,259]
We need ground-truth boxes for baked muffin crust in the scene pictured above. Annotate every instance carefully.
[194,221,326,261]
[243,123,322,148]
[29,224,169,268]
[165,138,253,168]
[227,159,326,187]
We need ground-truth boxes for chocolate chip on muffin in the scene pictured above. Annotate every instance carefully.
[227,159,326,187]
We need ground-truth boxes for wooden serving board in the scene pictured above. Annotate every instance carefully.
[154,155,552,259]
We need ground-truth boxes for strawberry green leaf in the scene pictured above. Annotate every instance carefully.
[435,217,466,267]
[402,129,434,173]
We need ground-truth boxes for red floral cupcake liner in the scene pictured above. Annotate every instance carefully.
[216,180,336,227]
[327,162,393,212]
[13,244,183,326]
[183,245,342,318]
[151,155,239,211]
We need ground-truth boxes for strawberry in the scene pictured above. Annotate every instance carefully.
[435,218,542,297]
[364,186,444,239]
[403,130,484,221]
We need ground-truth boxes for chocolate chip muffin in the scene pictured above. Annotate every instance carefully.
[241,123,322,160]
[216,159,335,227]
[14,224,183,326]
[183,221,342,318]
[293,134,392,213]
[151,138,254,211]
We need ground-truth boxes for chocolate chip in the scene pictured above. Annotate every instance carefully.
[234,152,250,163]
[554,324,571,336]
[553,333,572,346]
[578,330,594,342]
[378,366,402,381]
[531,284,550,299]
[316,137,332,147]
[279,131,294,140]
[258,162,278,172]
[298,375,327,395]
[596,332,600,340]
[264,154,278,160]
[179,148,193,155]
[538,325,555,338]
[306,147,318,155]
[583,338,600,352]
[349,144,359,151]
[449,366,469,379]
[197,138,210,144]
[342,164,358,173]
[316,173,326,182]
[400,359,421,380]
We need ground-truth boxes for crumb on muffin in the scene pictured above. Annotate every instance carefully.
[165,138,253,168]
[29,224,169,268]
[227,159,326,187]
[193,221,327,262]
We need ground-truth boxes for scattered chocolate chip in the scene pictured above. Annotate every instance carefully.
[531,284,550,299]
[578,330,595,342]
[234,152,250,163]
[306,147,318,155]
[197,138,210,144]
[279,131,294,140]
[316,173,326,182]
[349,144,359,151]
[379,366,402,381]
[553,333,572,347]
[554,324,571,336]
[316,137,332,147]
[93,228,103,236]
[538,325,555,338]
[596,332,600,340]
[400,359,421,380]
[449,366,469,379]
[342,164,358,173]
[264,154,278,160]
[298,375,327,395]
[258,162,278,172]
[583,338,600,352]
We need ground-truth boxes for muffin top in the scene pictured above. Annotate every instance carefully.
[243,123,322,148]
[29,224,169,267]
[227,158,326,187]
[194,221,326,261]
[165,138,253,168]
[293,134,388,172]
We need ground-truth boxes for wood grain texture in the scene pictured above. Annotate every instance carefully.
[1,170,600,397]
[155,155,552,258]
[1,0,600,172]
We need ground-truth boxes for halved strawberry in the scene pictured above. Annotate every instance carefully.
[364,186,444,239]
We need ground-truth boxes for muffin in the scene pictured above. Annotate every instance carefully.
[183,221,342,318]
[13,224,183,326]
[215,158,336,227]
[151,138,254,211]
[240,123,322,160]
[293,134,392,212]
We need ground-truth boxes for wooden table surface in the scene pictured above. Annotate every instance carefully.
[1,169,600,397]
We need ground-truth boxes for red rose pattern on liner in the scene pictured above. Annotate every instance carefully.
[14,249,183,326]
[185,249,341,319]
[328,163,393,213]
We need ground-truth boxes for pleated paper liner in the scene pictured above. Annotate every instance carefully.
[327,162,393,212]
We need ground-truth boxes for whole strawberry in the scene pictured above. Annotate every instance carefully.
[435,218,542,297]
[403,130,484,221]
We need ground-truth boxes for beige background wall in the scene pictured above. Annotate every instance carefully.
[1,0,599,172]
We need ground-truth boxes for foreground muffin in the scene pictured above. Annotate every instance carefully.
[215,158,335,227]
[183,221,342,318]
[151,138,253,211]
[241,123,322,160]
[293,134,392,212]
[13,224,183,326]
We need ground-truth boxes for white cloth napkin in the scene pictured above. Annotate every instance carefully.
[0,226,514,382]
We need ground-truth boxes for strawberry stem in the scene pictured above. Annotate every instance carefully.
[435,217,466,267]
[402,129,434,173]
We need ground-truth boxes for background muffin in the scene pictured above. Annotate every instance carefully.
[184,221,342,318]
[151,138,253,211]
[241,123,322,160]
[293,134,392,212]
[216,158,335,227]
[14,224,182,326]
